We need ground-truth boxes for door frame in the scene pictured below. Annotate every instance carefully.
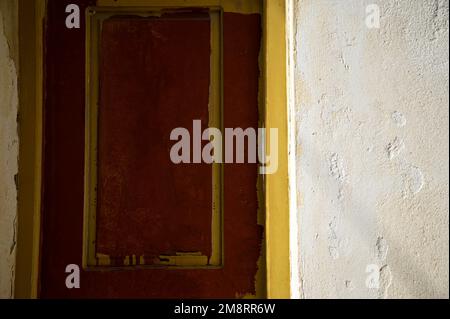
[15,0,290,299]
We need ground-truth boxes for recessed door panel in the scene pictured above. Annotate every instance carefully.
[90,14,214,267]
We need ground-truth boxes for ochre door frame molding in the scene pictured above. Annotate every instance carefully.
[263,0,290,299]
[15,0,290,299]
[15,0,45,299]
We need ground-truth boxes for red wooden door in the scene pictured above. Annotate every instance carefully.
[40,0,262,298]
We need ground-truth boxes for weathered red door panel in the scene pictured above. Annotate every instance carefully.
[40,0,262,298]
[97,16,213,263]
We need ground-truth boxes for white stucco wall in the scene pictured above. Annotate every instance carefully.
[0,0,18,299]
[292,0,449,298]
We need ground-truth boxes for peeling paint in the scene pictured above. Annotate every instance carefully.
[386,137,405,160]
[0,0,19,298]
[327,217,340,260]
[378,265,392,299]
[391,111,406,127]
[329,153,345,182]
[375,236,388,261]
[402,164,425,198]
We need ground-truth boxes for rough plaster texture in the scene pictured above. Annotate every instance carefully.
[293,0,449,298]
[0,0,18,299]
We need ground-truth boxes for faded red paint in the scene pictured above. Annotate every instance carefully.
[97,16,212,262]
[40,0,262,298]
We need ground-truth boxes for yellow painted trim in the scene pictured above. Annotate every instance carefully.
[84,7,102,268]
[208,9,223,267]
[15,0,46,299]
[96,0,261,14]
[264,0,290,298]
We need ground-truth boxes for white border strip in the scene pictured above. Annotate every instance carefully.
[286,0,300,299]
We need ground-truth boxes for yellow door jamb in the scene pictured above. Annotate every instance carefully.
[15,0,45,299]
